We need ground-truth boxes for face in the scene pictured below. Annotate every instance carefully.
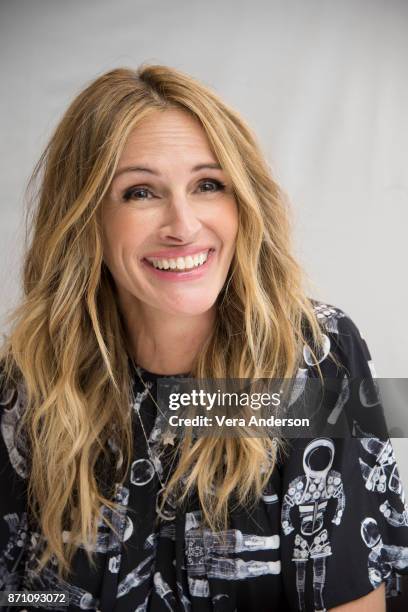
[101,108,239,319]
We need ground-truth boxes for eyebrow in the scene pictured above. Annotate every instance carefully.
[113,162,223,180]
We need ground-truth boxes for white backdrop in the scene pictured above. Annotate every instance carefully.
[1,0,407,477]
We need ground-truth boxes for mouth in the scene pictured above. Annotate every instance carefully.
[142,248,216,281]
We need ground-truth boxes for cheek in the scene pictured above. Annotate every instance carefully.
[102,210,146,262]
[221,199,239,245]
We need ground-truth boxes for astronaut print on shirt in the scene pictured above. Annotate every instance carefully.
[1,299,408,612]
[281,438,345,611]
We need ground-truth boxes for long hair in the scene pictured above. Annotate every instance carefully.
[0,64,327,579]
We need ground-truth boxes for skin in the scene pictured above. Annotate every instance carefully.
[329,581,385,611]
[101,107,238,375]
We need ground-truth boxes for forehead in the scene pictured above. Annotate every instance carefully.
[119,108,216,163]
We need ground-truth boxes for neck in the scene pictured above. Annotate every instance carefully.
[118,291,216,375]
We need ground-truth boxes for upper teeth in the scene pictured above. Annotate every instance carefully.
[146,250,210,270]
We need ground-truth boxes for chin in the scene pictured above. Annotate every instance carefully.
[161,297,217,317]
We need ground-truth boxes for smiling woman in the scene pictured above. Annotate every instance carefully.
[0,64,408,612]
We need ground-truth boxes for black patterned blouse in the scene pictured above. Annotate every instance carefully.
[1,301,408,611]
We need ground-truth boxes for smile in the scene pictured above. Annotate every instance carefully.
[145,249,212,271]
[142,249,215,281]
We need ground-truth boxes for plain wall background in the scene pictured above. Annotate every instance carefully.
[1,1,407,480]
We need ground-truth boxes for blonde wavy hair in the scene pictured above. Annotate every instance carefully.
[0,64,328,579]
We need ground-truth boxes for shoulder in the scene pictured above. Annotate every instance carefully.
[307,298,375,378]
[309,298,362,338]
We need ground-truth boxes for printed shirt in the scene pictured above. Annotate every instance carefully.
[1,300,408,611]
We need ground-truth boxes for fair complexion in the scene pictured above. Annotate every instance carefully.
[329,582,385,611]
[101,108,238,375]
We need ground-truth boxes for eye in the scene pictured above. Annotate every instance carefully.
[198,179,226,193]
[122,186,154,202]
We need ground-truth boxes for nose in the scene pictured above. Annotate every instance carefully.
[158,192,202,243]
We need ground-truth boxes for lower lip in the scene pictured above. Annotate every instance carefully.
[142,249,216,282]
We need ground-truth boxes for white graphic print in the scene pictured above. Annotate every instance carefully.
[312,303,346,334]
[358,354,380,408]
[184,509,280,596]
[262,478,279,505]
[108,554,121,573]
[135,589,151,612]
[130,458,156,486]
[212,593,231,604]
[359,376,380,408]
[291,302,346,414]
[154,571,177,610]
[131,383,152,414]
[379,495,408,529]
[0,382,28,479]
[117,530,158,598]
[281,438,345,611]
[367,359,378,379]
[24,549,99,611]
[327,375,350,426]
[288,367,309,408]
[357,424,408,528]
[361,517,408,588]
[303,334,331,367]
[355,420,408,589]
[359,436,398,494]
[177,580,193,611]
[117,552,156,598]
[0,512,28,590]
[21,488,130,609]
[188,575,210,598]
[61,485,131,554]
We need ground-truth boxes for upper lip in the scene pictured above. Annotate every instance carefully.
[144,246,215,259]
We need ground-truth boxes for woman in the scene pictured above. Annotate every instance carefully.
[0,64,407,612]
